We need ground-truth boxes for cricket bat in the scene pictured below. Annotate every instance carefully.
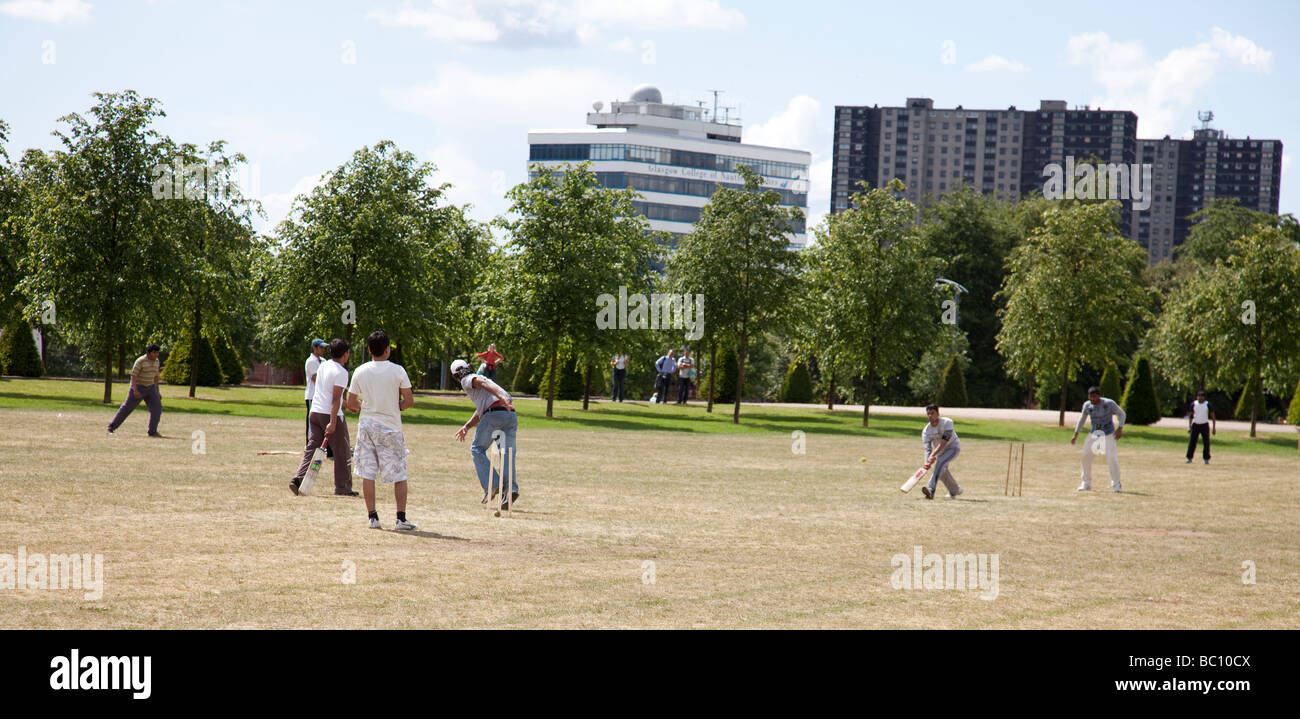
[900,467,928,493]
[299,447,326,496]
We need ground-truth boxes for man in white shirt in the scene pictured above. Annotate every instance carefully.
[451,359,518,511]
[1185,390,1216,464]
[920,404,963,500]
[610,352,628,402]
[347,330,416,530]
[1070,386,1126,492]
[290,338,355,496]
[303,338,331,456]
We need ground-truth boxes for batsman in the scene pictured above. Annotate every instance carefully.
[920,404,963,500]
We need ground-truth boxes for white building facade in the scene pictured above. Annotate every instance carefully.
[528,85,812,248]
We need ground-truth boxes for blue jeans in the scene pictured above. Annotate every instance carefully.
[926,444,960,494]
[471,409,518,495]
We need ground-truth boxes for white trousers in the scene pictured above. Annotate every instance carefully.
[1080,432,1121,489]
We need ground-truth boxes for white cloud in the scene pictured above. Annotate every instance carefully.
[209,115,319,157]
[367,0,743,46]
[1283,153,1292,175]
[384,63,626,128]
[745,95,828,237]
[0,0,91,23]
[745,94,821,151]
[428,143,512,219]
[963,54,1029,73]
[256,172,328,235]
[1067,28,1271,138]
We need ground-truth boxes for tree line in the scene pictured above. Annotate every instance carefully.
[2,91,1298,436]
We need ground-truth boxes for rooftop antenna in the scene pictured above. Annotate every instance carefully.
[708,89,723,123]
[1197,110,1214,129]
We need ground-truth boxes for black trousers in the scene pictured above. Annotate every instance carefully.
[677,377,691,404]
[1187,423,1211,460]
[654,373,671,403]
[611,368,625,401]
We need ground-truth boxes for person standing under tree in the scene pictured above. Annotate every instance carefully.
[347,330,417,530]
[610,351,628,402]
[1071,386,1126,493]
[675,348,695,404]
[107,343,164,437]
[653,349,676,404]
[1185,390,1216,464]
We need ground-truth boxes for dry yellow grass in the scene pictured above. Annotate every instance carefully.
[1,407,1297,629]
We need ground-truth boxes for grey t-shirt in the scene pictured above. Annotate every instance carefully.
[1075,398,1126,435]
[461,373,510,414]
[922,417,960,457]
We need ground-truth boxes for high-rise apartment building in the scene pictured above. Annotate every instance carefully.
[833,98,1281,263]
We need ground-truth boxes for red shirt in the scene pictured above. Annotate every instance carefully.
[475,350,503,367]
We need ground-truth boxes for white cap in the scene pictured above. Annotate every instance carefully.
[450,359,470,376]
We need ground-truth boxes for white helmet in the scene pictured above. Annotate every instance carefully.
[450,359,471,377]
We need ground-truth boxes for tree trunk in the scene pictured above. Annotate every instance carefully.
[1250,360,1261,438]
[188,304,201,398]
[1058,376,1069,427]
[545,339,559,418]
[582,364,592,410]
[102,339,113,404]
[862,371,873,428]
[706,341,717,413]
[117,342,126,378]
[826,366,835,411]
[732,326,748,424]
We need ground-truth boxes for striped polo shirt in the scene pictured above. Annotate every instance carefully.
[131,354,161,385]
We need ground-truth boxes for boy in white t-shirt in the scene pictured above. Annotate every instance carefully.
[291,339,354,496]
[1185,390,1216,464]
[346,330,416,530]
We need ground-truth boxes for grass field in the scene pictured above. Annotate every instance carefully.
[1,378,1297,629]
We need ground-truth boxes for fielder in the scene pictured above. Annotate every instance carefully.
[451,359,518,510]
[346,330,416,530]
[920,404,963,499]
[106,343,164,437]
[1071,386,1126,492]
[1185,390,1216,464]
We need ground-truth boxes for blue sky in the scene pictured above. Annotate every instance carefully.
[2,0,1295,234]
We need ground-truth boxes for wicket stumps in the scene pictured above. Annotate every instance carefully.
[1004,443,1024,496]
[488,440,513,517]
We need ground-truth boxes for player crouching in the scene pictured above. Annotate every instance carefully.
[921,404,963,499]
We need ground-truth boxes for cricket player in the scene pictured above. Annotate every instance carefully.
[1071,386,1126,492]
[346,330,416,530]
[107,343,164,437]
[451,358,518,510]
[303,338,332,457]
[920,404,963,499]
[1185,390,1216,464]
[290,338,355,496]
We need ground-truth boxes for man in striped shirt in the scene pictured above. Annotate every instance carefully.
[107,343,164,437]
[1070,386,1126,492]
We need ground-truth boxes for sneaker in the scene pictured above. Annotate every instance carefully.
[1077,483,1091,491]
[106,427,115,436]
[394,518,418,531]
[288,480,300,496]
[147,432,163,438]
[1203,459,1210,465]
[1185,458,1192,463]
[368,517,381,529]
[921,486,933,500]
[948,487,963,498]
[335,490,359,497]
[500,491,519,510]
[1112,483,1122,493]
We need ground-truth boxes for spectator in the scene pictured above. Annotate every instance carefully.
[610,351,628,402]
[653,349,676,404]
[675,349,695,404]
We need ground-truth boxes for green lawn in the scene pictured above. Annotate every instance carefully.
[2,377,1295,455]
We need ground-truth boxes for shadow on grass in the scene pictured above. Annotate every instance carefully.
[389,529,471,541]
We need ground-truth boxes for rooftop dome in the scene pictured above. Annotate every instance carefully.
[629,84,662,104]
